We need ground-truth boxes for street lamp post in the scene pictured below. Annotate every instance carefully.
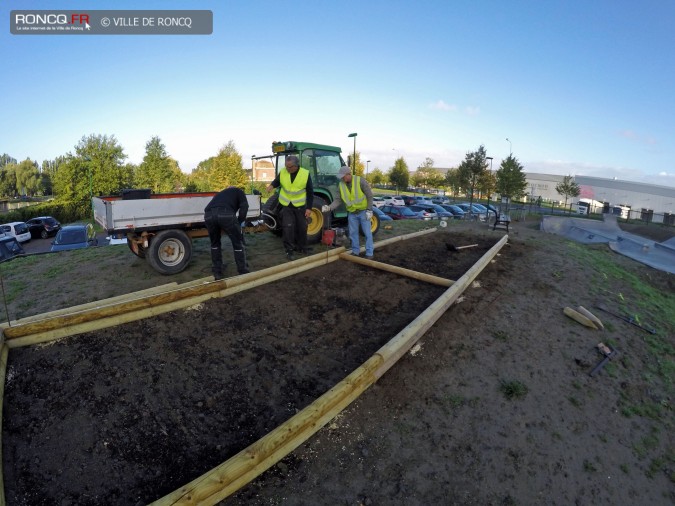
[366,160,371,178]
[486,156,494,221]
[348,133,357,174]
[506,138,512,155]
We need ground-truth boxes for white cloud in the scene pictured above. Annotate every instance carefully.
[430,100,457,111]
[464,106,480,116]
[617,129,658,146]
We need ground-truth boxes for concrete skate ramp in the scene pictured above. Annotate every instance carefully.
[541,214,675,274]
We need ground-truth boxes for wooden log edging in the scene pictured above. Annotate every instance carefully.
[0,343,9,506]
[339,253,454,287]
[3,251,345,348]
[151,234,508,506]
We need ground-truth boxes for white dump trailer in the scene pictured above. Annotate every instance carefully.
[93,190,261,274]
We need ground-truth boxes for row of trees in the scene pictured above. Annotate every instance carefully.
[0,135,251,210]
[361,145,529,204]
[3,136,569,217]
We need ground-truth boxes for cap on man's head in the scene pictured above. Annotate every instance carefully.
[338,166,352,179]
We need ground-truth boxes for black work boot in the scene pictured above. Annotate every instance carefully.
[210,246,225,280]
[234,249,250,274]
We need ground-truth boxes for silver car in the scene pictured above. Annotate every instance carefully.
[383,195,405,206]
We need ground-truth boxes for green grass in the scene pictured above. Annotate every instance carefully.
[565,242,674,397]
[499,380,528,400]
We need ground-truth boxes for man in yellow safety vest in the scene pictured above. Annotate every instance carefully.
[266,155,314,260]
[322,165,374,258]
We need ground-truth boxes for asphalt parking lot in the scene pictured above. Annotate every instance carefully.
[20,231,113,255]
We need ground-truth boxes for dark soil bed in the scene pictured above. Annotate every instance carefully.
[2,231,498,504]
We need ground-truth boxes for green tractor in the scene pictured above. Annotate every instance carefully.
[260,141,380,243]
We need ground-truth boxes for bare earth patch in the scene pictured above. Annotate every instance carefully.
[2,220,673,505]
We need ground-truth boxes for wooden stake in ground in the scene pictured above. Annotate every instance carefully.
[563,307,599,329]
[446,242,478,252]
[577,306,604,330]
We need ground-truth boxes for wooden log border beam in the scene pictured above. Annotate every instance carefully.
[1,227,437,347]
[0,282,180,329]
[151,234,508,506]
[3,250,346,349]
[0,344,7,506]
[339,253,455,287]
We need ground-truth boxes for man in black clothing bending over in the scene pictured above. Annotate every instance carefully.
[204,186,250,280]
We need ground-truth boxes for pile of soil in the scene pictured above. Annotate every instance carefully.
[2,222,673,505]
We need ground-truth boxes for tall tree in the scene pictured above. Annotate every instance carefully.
[495,155,527,208]
[555,175,581,214]
[444,168,461,196]
[388,157,409,192]
[208,141,248,191]
[457,145,489,211]
[477,170,497,200]
[0,163,18,196]
[53,134,130,204]
[347,151,366,176]
[0,154,17,168]
[366,168,385,185]
[135,137,184,193]
[15,159,41,196]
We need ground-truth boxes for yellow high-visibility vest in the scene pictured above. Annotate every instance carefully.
[279,168,309,207]
[339,175,367,213]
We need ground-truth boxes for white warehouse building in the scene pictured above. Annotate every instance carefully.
[524,173,675,224]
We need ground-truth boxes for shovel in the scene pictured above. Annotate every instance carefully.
[446,242,478,252]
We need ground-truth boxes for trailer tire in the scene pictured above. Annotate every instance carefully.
[146,229,192,275]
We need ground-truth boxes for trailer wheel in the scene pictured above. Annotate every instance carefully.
[307,196,327,244]
[127,239,146,258]
[146,230,192,275]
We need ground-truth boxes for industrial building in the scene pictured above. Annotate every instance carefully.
[525,173,675,225]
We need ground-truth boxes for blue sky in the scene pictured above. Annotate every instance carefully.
[2,0,674,187]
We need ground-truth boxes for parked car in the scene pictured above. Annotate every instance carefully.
[380,205,422,220]
[409,204,437,220]
[0,234,25,262]
[0,221,31,243]
[484,203,499,215]
[372,196,387,208]
[107,232,128,245]
[383,195,405,206]
[427,204,455,220]
[431,196,451,205]
[26,216,61,239]
[413,196,434,205]
[372,206,392,221]
[456,203,487,220]
[400,195,418,206]
[440,204,466,219]
[471,203,489,213]
[50,224,98,252]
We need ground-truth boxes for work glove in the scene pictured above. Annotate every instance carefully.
[365,210,373,221]
[321,205,330,213]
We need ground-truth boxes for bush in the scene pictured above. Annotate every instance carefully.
[1,200,91,225]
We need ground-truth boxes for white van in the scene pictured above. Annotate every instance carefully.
[0,222,32,243]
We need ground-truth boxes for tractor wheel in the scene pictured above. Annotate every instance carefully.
[146,229,192,275]
[358,211,380,237]
[306,196,327,244]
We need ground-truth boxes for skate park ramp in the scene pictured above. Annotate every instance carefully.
[541,214,675,274]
